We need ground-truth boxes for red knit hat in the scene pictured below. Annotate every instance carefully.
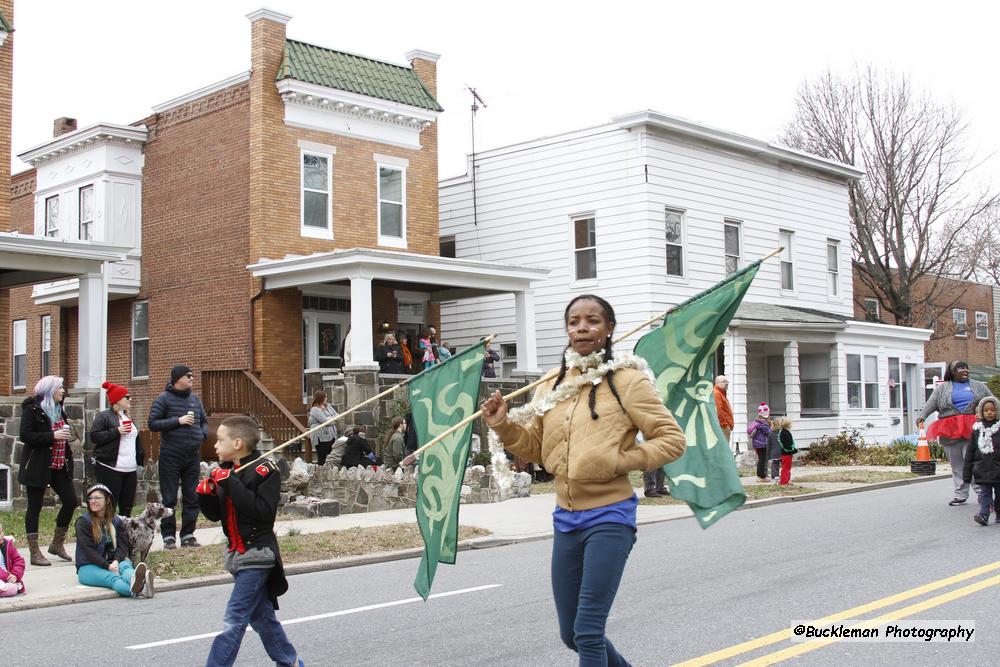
[102,381,129,405]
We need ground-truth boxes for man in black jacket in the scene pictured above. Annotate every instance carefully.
[148,365,208,549]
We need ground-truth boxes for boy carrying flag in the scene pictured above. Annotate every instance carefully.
[196,415,303,667]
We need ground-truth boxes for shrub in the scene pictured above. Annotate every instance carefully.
[801,428,944,466]
[469,450,493,468]
[988,375,1000,399]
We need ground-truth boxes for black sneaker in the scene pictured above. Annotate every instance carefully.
[974,514,989,526]
[181,537,202,548]
[163,537,177,550]
[644,491,662,498]
[131,562,147,596]
[949,498,967,506]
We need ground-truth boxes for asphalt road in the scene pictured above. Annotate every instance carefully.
[6,478,999,666]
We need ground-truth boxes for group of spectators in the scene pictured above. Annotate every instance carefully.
[371,328,501,378]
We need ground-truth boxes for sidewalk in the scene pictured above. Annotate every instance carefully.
[0,464,949,612]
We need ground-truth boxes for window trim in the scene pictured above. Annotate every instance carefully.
[827,239,840,298]
[799,351,832,413]
[779,230,795,292]
[571,214,598,283]
[44,195,59,238]
[41,315,51,378]
[12,320,26,390]
[131,301,149,380]
[376,163,407,249]
[664,207,685,278]
[300,149,334,240]
[79,184,95,241]
[846,352,879,410]
[953,308,967,338]
[975,311,989,340]
[723,219,742,275]
[863,298,880,322]
[888,356,901,411]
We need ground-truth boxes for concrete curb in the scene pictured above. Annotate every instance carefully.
[1,471,950,613]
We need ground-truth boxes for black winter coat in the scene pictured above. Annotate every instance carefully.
[74,514,128,571]
[90,408,145,468]
[341,433,374,469]
[375,344,405,374]
[963,422,1000,485]
[199,452,288,607]
[17,396,75,488]
[148,384,209,457]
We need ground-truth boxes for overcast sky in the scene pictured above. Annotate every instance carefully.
[9,0,1000,188]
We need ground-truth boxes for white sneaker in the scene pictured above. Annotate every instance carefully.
[143,568,155,599]
[131,562,147,596]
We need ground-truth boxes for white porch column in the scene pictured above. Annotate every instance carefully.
[346,276,378,370]
[783,340,801,420]
[513,290,540,374]
[76,268,109,393]
[727,331,748,451]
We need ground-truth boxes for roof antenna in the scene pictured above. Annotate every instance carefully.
[466,86,487,226]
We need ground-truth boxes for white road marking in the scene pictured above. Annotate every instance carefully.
[125,584,502,650]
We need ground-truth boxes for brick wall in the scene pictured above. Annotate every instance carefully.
[853,272,997,366]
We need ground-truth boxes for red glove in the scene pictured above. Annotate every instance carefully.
[196,478,217,496]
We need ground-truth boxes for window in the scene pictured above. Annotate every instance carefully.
[846,353,879,409]
[888,357,901,410]
[724,220,741,275]
[44,195,59,238]
[573,216,597,280]
[665,208,684,277]
[779,230,794,290]
[799,353,831,412]
[79,185,94,241]
[953,309,967,337]
[12,320,26,390]
[378,165,405,245]
[766,355,787,414]
[439,235,456,258]
[41,315,51,377]
[863,298,880,322]
[301,152,331,237]
[827,240,839,297]
[132,302,149,379]
[975,311,989,340]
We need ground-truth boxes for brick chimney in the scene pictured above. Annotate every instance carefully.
[53,116,77,137]
[405,49,440,97]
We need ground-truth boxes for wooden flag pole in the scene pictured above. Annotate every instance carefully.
[410,246,785,459]
[236,335,496,472]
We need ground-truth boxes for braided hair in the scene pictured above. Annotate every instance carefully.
[554,294,626,419]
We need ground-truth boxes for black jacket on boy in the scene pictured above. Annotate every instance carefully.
[963,421,1000,486]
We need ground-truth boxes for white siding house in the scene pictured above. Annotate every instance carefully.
[439,111,932,446]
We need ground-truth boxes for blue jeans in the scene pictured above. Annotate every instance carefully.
[206,567,298,667]
[551,522,636,667]
[78,559,136,597]
[978,484,998,519]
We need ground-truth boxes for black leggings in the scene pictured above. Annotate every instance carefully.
[93,465,138,517]
[315,439,334,466]
[755,448,768,479]
[25,468,79,533]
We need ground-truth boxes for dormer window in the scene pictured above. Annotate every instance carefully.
[79,185,94,241]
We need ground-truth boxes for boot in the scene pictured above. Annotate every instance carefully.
[47,526,73,562]
[27,533,50,567]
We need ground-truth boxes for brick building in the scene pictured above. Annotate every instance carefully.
[4,8,544,436]
[853,270,999,372]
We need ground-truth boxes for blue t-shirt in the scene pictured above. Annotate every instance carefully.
[952,381,974,412]
[552,495,638,533]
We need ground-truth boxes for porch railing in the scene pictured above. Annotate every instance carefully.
[201,369,311,462]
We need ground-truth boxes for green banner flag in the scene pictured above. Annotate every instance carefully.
[410,341,487,600]
[633,261,761,528]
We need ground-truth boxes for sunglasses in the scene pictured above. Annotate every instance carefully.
[87,495,106,502]
[185,373,194,379]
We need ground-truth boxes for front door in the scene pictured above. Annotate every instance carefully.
[302,312,349,397]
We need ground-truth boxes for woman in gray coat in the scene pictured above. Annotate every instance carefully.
[308,390,339,466]
[917,360,995,505]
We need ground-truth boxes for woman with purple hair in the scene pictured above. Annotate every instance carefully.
[17,375,80,566]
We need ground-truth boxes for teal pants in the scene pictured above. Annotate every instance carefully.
[78,559,136,597]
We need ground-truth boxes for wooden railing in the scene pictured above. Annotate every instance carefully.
[201,369,311,462]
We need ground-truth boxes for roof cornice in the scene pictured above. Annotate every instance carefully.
[151,71,250,114]
[613,110,865,181]
[405,49,441,63]
[276,79,439,127]
[246,8,292,24]
[18,124,148,166]
[0,233,131,262]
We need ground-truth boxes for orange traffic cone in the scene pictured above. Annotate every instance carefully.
[910,428,936,475]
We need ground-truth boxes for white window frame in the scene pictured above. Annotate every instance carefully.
[12,320,26,390]
[846,352,879,410]
[863,298,880,322]
[888,357,901,410]
[827,239,840,297]
[665,207,685,278]
[779,230,794,291]
[79,184,95,241]
[41,315,51,378]
[300,149,334,240]
[724,219,741,275]
[953,309,967,338]
[975,311,989,340]
[44,195,59,238]
[131,301,149,379]
[571,215,597,282]
[799,351,832,413]
[376,163,406,249]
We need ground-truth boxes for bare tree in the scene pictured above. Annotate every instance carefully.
[781,67,997,334]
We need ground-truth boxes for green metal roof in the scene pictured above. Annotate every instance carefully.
[0,10,12,33]
[277,40,442,112]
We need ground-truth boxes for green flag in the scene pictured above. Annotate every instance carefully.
[633,260,761,528]
[410,341,486,600]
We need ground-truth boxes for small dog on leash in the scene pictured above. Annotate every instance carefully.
[121,503,174,563]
